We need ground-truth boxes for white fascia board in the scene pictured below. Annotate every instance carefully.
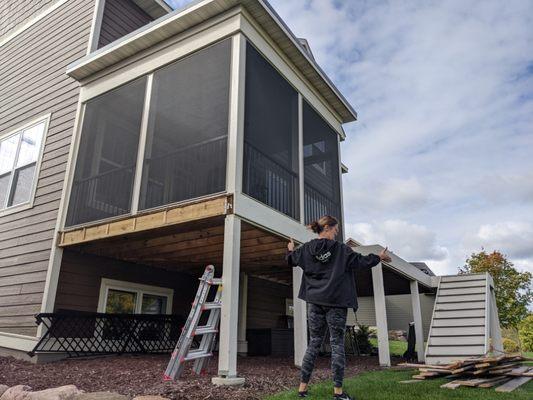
[354,244,435,288]
[233,192,315,244]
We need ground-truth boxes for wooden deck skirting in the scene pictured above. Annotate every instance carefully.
[58,195,233,247]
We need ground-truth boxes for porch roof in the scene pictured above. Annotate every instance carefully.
[66,0,357,123]
[353,244,437,289]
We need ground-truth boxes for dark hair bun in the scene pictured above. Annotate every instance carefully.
[309,220,323,234]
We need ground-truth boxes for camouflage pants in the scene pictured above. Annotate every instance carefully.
[300,303,347,388]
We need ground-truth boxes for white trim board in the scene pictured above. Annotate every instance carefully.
[0,0,70,48]
[0,332,39,352]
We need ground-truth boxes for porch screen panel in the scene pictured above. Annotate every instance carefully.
[243,43,299,220]
[139,39,231,210]
[303,101,342,237]
[66,77,146,226]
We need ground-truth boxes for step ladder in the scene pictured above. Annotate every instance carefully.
[163,265,222,381]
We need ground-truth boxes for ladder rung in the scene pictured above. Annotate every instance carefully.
[184,350,213,362]
[203,302,222,310]
[195,326,218,335]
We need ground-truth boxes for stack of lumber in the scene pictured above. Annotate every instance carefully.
[399,354,533,392]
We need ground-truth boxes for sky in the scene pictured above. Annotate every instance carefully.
[166,0,533,276]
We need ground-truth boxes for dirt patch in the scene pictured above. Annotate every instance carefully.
[0,354,386,399]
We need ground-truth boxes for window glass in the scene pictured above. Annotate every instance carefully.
[0,133,19,175]
[139,39,230,210]
[141,294,167,314]
[106,289,137,314]
[243,42,300,219]
[0,174,10,206]
[16,122,45,167]
[303,101,342,237]
[0,121,46,211]
[66,77,146,226]
[9,164,36,206]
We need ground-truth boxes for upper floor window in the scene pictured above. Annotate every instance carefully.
[0,118,47,213]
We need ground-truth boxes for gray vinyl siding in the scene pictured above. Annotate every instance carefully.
[55,250,199,317]
[347,294,436,339]
[0,0,95,336]
[247,277,292,329]
[98,0,153,48]
[0,0,57,37]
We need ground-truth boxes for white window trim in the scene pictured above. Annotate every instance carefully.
[97,278,174,314]
[0,114,50,217]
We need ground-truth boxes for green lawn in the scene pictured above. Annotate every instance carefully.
[265,369,533,400]
[368,338,408,356]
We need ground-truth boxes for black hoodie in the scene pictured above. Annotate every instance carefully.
[285,238,381,310]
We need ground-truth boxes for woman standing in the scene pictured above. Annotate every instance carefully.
[286,215,391,400]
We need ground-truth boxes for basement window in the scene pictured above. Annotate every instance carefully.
[0,116,48,215]
[98,278,174,315]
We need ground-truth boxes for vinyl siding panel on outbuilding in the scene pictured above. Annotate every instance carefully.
[347,294,436,339]
[0,0,94,336]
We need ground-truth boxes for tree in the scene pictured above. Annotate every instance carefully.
[459,250,532,329]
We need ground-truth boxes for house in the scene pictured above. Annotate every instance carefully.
[0,0,503,384]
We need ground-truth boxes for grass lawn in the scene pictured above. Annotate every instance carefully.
[265,369,533,400]
[368,338,408,356]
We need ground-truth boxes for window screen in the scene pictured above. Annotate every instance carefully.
[303,101,342,236]
[139,39,231,210]
[243,42,300,220]
[66,77,147,226]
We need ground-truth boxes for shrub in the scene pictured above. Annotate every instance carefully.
[518,314,533,351]
[503,337,519,353]
[355,324,373,354]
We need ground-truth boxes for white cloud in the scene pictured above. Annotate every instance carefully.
[465,222,533,264]
[346,219,449,262]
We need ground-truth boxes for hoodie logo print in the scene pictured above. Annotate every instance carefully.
[315,251,331,263]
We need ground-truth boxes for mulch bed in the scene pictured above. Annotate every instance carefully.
[0,353,387,399]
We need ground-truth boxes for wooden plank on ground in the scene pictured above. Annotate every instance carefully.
[495,376,532,392]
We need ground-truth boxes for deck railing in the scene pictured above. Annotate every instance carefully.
[29,311,188,357]
[243,141,299,220]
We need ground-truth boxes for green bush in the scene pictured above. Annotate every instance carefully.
[354,324,373,354]
[518,314,533,351]
[503,337,519,353]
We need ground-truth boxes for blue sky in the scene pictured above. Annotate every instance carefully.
[166,1,533,276]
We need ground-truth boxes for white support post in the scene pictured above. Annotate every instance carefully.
[237,272,248,355]
[292,267,307,367]
[372,263,390,367]
[226,33,246,195]
[213,214,244,385]
[409,280,425,362]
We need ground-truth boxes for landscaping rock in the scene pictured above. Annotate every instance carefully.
[0,385,32,400]
[0,385,82,400]
[73,392,127,400]
[133,396,170,400]
[26,385,83,400]
[0,386,9,397]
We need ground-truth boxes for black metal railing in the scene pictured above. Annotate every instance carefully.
[29,311,189,358]
[304,183,342,239]
[67,165,135,226]
[140,135,227,209]
[243,141,299,220]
